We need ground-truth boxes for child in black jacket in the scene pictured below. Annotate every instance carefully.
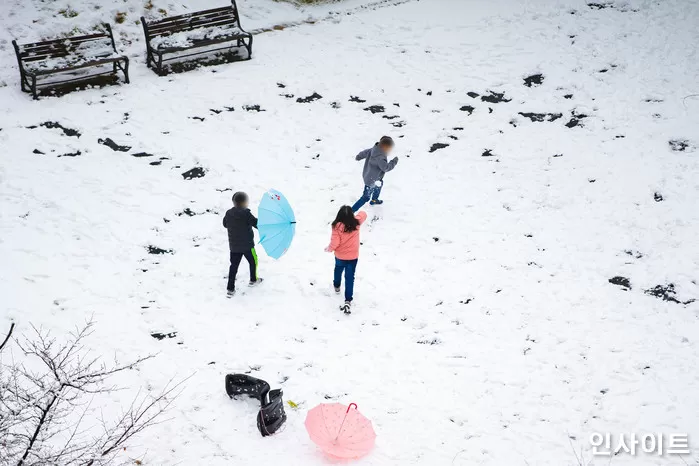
[223,192,263,295]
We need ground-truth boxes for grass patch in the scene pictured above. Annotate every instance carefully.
[58,7,79,18]
[115,12,127,23]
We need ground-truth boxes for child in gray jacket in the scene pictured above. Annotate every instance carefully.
[351,136,399,212]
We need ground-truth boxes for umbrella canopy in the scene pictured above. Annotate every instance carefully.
[257,189,296,259]
[305,403,376,459]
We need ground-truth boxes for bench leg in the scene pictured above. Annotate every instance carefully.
[122,58,130,84]
[31,76,38,100]
[156,53,165,76]
[246,36,253,59]
[145,48,154,70]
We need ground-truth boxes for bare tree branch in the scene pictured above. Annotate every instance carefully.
[0,319,182,466]
[0,322,15,353]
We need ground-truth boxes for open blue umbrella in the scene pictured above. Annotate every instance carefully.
[257,189,296,259]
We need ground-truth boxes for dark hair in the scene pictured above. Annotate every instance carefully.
[332,206,359,232]
[379,136,394,148]
[232,191,248,206]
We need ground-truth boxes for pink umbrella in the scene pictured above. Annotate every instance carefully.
[305,402,376,459]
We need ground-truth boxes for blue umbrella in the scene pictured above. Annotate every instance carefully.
[257,189,296,259]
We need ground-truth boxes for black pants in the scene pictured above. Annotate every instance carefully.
[227,248,258,291]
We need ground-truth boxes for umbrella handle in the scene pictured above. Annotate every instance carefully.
[335,403,358,441]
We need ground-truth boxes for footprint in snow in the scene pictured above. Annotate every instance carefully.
[523,73,544,87]
[147,245,173,255]
[565,110,588,128]
[417,337,441,346]
[429,143,449,153]
[243,105,265,112]
[623,250,643,259]
[98,138,131,152]
[58,151,82,157]
[644,284,695,305]
[518,112,563,122]
[608,276,631,289]
[182,167,206,179]
[296,92,322,103]
[480,91,511,103]
[176,207,215,217]
[39,121,81,138]
[669,139,691,152]
[364,105,385,114]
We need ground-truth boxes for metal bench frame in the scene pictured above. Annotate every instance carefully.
[12,24,129,100]
[141,0,252,76]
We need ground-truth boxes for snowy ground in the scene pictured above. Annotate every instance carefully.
[1,0,699,464]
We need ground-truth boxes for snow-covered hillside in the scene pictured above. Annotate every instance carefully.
[0,0,412,86]
[1,0,698,464]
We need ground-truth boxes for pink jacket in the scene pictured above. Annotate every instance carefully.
[326,211,367,260]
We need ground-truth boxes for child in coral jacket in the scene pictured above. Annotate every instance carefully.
[325,205,367,314]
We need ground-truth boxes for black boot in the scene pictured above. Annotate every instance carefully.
[225,374,271,401]
[257,388,287,436]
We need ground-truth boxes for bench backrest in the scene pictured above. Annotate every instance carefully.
[143,1,242,39]
[13,27,117,67]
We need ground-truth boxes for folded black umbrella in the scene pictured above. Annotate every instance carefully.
[225,374,270,401]
[257,388,287,437]
[225,374,286,437]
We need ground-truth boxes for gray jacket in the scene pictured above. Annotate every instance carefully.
[356,143,398,186]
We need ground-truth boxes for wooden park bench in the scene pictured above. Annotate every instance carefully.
[141,0,253,76]
[12,25,129,99]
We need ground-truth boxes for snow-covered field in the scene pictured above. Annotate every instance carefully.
[1,0,699,464]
